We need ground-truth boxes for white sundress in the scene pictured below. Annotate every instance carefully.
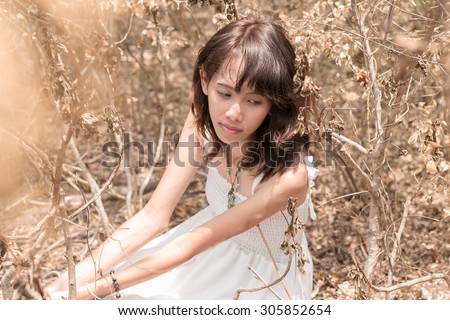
[113,157,319,300]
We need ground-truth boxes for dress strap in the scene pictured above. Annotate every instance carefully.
[251,174,264,195]
[304,156,319,220]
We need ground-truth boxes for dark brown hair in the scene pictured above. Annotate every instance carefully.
[191,18,311,181]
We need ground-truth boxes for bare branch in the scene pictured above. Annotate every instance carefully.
[234,250,293,300]
[1,265,15,300]
[256,225,292,299]
[382,0,395,44]
[0,127,54,179]
[332,137,379,200]
[331,132,369,154]
[69,139,112,235]
[68,158,122,220]
[308,120,369,154]
[115,12,134,45]
[115,133,134,219]
[371,273,449,293]
[352,0,383,140]
[385,196,411,298]
[138,15,168,210]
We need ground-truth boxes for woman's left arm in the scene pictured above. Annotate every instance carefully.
[73,164,308,299]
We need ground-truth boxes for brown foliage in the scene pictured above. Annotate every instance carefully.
[0,0,449,300]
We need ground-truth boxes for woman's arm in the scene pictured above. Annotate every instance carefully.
[45,110,203,296]
[71,162,309,299]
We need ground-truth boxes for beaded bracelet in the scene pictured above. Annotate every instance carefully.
[109,270,121,299]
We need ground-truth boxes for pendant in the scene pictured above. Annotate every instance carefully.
[227,188,236,209]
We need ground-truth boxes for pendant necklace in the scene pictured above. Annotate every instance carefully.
[225,144,242,209]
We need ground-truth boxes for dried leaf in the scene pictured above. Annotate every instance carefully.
[426,160,437,174]
[438,161,449,172]
[408,131,419,145]
[422,144,434,156]
[429,141,443,148]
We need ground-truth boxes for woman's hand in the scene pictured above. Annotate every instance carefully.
[44,282,104,300]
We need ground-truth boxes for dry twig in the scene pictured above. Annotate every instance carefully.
[234,251,293,300]
[138,14,168,210]
[69,140,112,235]
[385,196,411,298]
[351,254,449,294]
[68,158,122,220]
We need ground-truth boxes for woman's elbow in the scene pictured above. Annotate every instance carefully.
[136,208,170,236]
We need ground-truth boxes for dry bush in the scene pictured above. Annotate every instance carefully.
[0,0,448,300]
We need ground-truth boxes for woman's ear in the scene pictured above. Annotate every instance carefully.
[199,69,208,95]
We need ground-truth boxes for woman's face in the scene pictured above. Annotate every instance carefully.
[200,56,272,145]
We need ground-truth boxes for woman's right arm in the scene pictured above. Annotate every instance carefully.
[45,109,202,296]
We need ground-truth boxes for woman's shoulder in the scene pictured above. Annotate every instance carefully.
[254,162,308,205]
[181,109,204,143]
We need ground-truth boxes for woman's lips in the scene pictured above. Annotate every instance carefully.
[219,123,242,135]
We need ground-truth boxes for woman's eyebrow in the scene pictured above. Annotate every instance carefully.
[217,82,235,90]
[217,82,258,95]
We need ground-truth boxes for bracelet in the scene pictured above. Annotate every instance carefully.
[109,270,121,299]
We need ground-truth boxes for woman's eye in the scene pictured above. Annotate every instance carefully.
[248,99,261,105]
[218,91,231,98]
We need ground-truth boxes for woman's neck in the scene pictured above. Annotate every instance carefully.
[224,140,257,168]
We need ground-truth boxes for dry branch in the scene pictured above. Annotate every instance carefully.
[352,0,383,139]
[69,140,112,235]
[257,225,292,299]
[234,251,293,300]
[234,197,307,299]
[385,196,411,298]
[330,132,369,154]
[351,0,388,283]
[351,253,449,296]
[1,265,16,300]
[115,133,134,219]
[138,14,168,210]
[370,273,449,293]
[0,127,54,179]
[47,123,76,299]
[68,158,122,220]
[332,138,378,200]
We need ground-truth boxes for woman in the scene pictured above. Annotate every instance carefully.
[45,17,318,300]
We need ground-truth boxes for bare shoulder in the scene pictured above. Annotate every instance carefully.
[257,162,308,206]
[184,109,203,142]
[247,162,309,218]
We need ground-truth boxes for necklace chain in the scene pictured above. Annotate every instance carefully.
[225,144,241,209]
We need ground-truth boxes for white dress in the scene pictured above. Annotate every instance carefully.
[113,157,318,300]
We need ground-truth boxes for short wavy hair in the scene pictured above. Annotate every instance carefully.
[191,18,311,181]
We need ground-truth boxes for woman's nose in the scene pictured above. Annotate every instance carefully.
[225,102,243,122]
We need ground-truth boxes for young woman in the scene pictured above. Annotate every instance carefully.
[45,17,318,300]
